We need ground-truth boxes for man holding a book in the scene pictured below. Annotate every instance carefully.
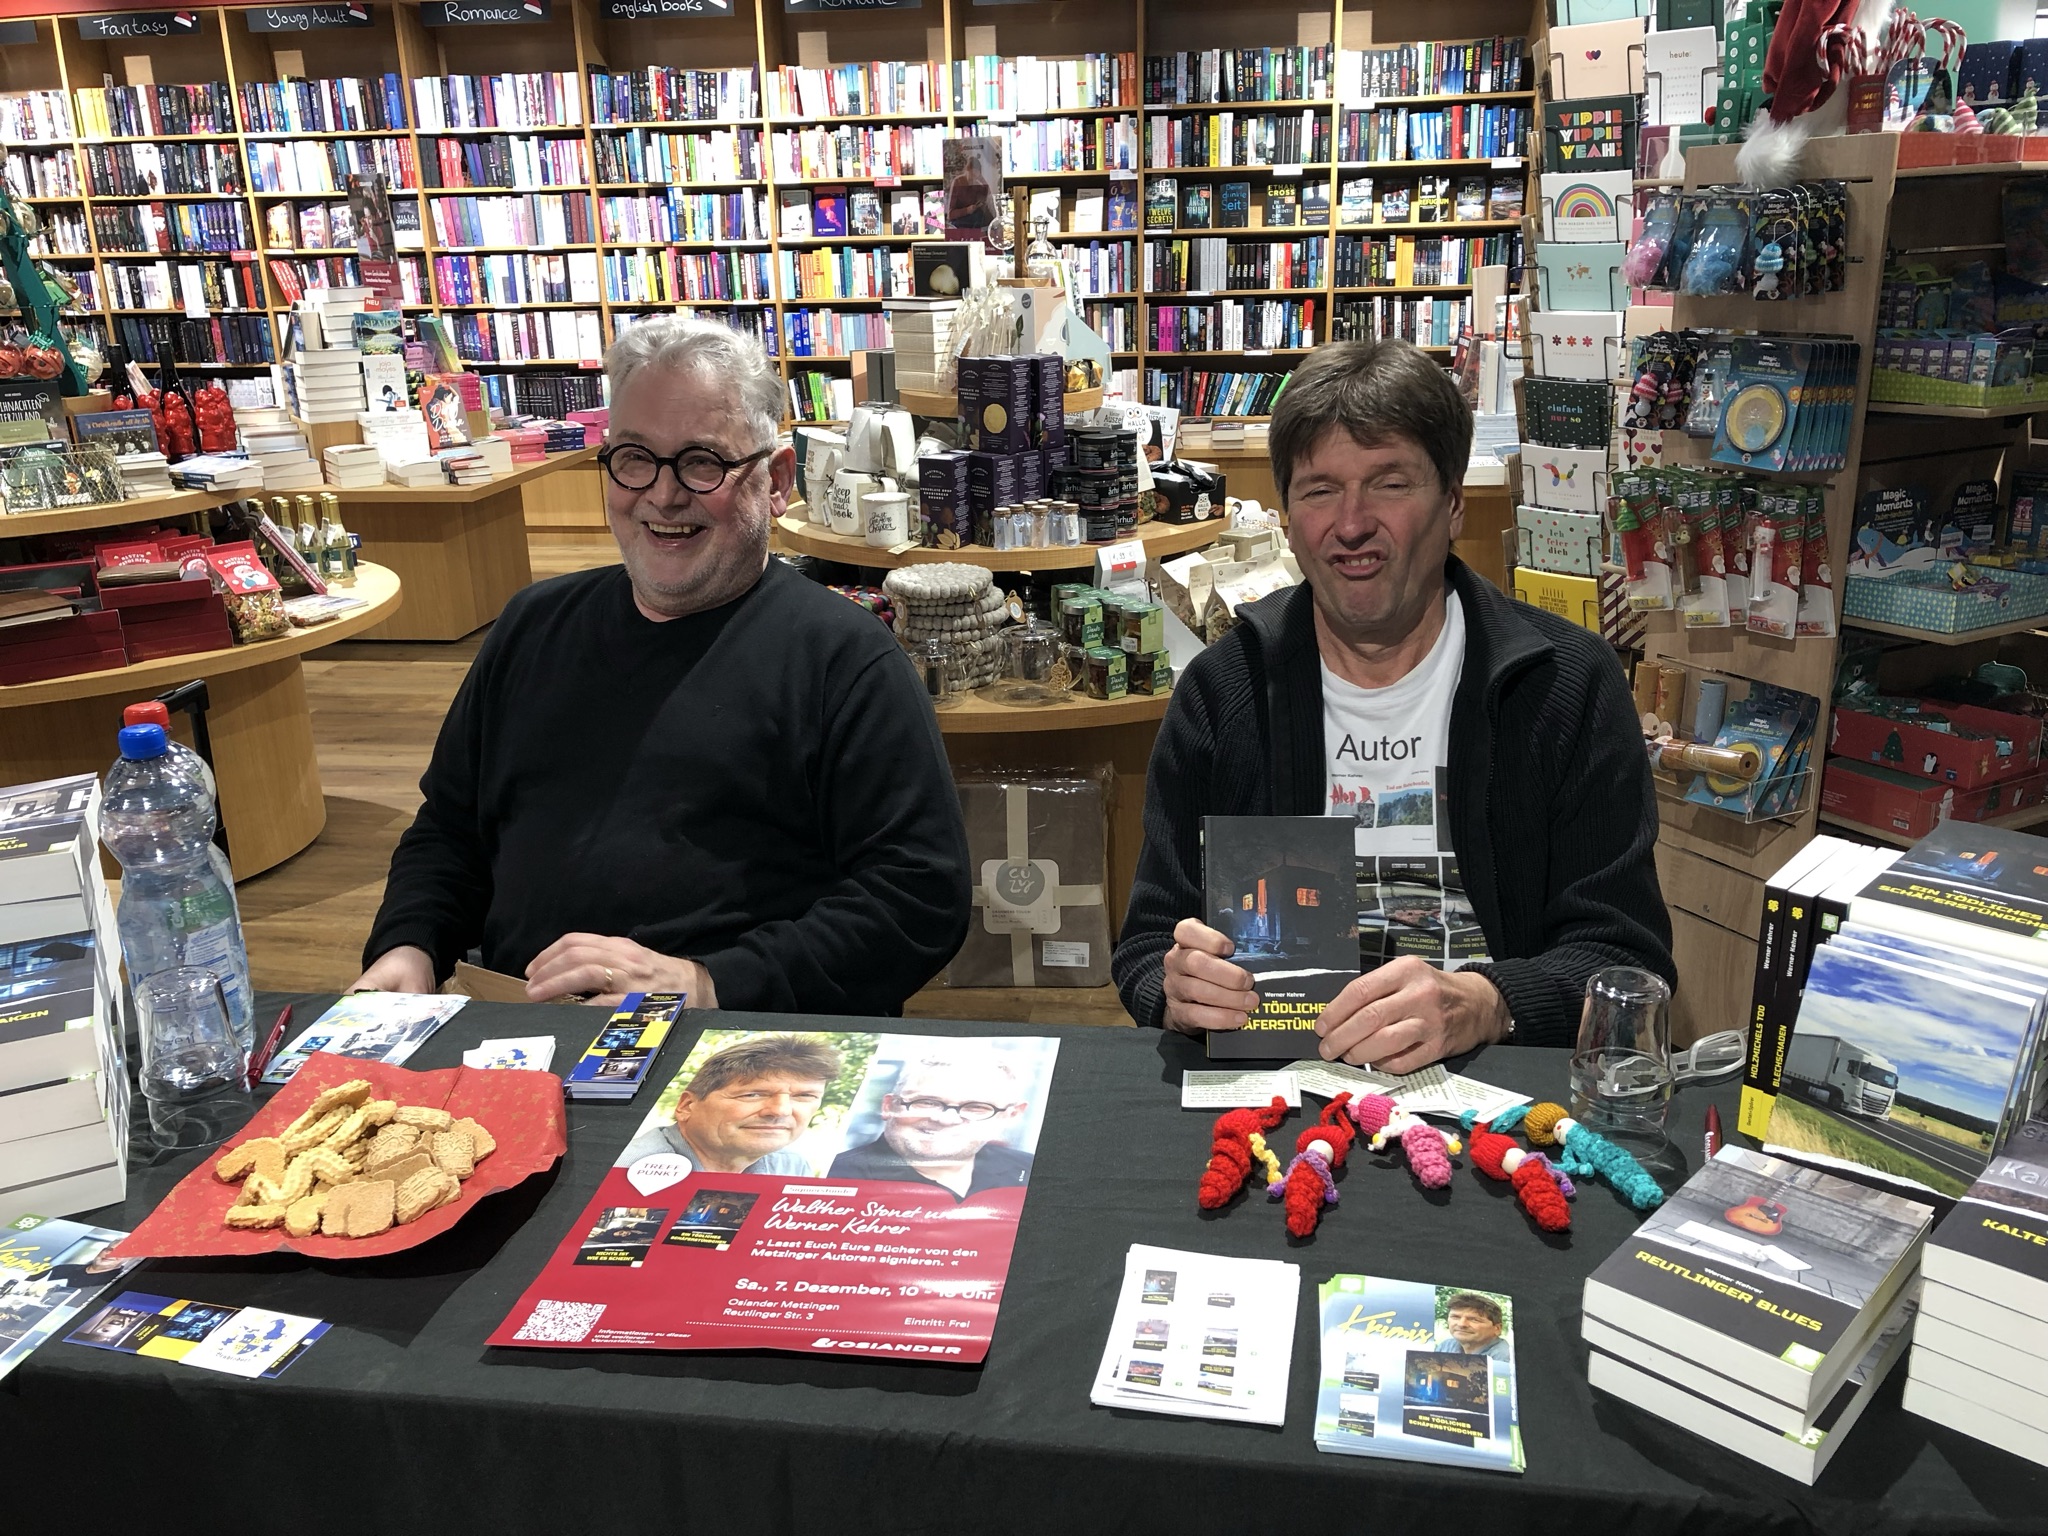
[352,315,970,1017]
[1112,338,1671,1066]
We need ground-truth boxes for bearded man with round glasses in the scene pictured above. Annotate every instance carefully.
[828,1055,1034,1198]
[355,314,970,1015]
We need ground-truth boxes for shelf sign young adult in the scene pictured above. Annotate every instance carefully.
[75,10,202,38]
[419,0,549,22]
[245,4,373,29]
[601,0,732,14]
[783,0,921,11]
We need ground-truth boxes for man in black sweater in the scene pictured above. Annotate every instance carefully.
[1113,339,1672,1064]
[355,316,970,1016]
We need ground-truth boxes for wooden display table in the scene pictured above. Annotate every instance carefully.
[0,564,403,881]
[772,513,1223,571]
[336,447,597,642]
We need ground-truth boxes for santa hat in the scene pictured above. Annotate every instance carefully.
[1737,0,1895,183]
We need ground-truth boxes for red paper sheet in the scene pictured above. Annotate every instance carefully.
[112,1051,569,1260]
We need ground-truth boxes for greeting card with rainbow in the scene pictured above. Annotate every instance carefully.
[1540,170,1633,244]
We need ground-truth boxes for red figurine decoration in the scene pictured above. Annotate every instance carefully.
[1268,1094,1357,1237]
[1466,1118,1574,1233]
[192,381,237,452]
[1349,1093,1463,1190]
[1197,1096,1289,1209]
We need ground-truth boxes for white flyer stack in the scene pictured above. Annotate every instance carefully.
[1091,1244,1298,1425]
[0,772,130,1225]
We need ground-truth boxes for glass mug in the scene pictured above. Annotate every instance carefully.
[1568,966,1674,1152]
[137,966,251,1151]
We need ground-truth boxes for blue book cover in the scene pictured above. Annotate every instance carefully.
[0,1214,142,1382]
[1314,1274,1523,1473]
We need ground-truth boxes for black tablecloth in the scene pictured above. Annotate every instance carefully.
[5,998,2042,1536]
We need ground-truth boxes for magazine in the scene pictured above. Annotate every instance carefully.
[493,1027,1059,1360]
[0,1214,143,1382]
[1313,1274,1524,1472]
[259,992,468,1085]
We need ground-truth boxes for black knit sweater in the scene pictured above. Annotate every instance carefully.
[1111,557,1674,1046]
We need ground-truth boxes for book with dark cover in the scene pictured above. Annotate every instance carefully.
[811,186,848,238]
[1107,186,1137,231]
[1144,177,1178,231]
[1849,821,2048,966]
[1181,183,1213,229]
[1922,1116,2048,1320]
[1581,1145,1932,1414]
[1201,815,1357,1061]
[1218,182,1251,229]
[71,409,158,456]
[1265,185,1300,227]
[1300,181,1330,226]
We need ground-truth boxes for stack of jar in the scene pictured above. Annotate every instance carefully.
[883,562,1008,692]
[1052,582,1173,700]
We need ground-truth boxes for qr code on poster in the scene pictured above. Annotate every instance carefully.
[513,1300,606,1343]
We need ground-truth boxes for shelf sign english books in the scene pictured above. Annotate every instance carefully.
[75,10,202,37]
[601,0,731,13]
[419,0,548,22]
[244,4,373,30]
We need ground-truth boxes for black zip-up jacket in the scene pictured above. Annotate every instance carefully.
[1112,556,1674,1045]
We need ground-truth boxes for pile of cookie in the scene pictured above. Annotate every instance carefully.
[214,1078,497,1239]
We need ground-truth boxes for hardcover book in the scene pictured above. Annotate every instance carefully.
[777,188,812,239]
[1181,183,1214,230]
[811,186,848,238]
[1218,182,1251,229]
[71,408,159,457]
[848,189,882,237]
[1581,1145,1933,1414]
[1107,186,1137,231]
[1144,177,1178,230]
[1313,1275,1523,1473]
[351,308,402,355]
[1300,182,1331,226]
[1336,178,1371,225]
[1201,815,1358,1061]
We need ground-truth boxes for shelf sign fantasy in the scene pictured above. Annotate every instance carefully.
[244,4,373,29]
[76,10,201,37]
[420,0,549,21]
[784,0,921,10]
[601,0,732,14]
[492,1023,1058,1362]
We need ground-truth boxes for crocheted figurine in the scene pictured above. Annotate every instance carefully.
[1462,1113,1575,1233]
[1268,1094,1358,1236]
[1197,1096,1289,1209]
[1511,1102,1667,1211]
[1349,1093,1463,1190]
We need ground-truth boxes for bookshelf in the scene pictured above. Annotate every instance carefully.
[0,0,1539,424]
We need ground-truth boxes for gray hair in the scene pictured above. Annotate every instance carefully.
[1269,337,1473,505]
[605,314,784,452]
[890,1055,1021,1100]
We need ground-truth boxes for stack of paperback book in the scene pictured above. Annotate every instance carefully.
[1582,1146,1930,1483]
[115,451,173,497]
[235,411,321,491]
[169,454,264,493]
[1090,1244,1298,1424]
[563,993,683,1102]
[322,443,386,489]
[882,298,958,395]
[1904,1116,2048,1466]
[0,773,130,1226]
[440,448,493,487]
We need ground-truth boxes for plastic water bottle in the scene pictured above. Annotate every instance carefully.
[121,701,233,887]
[103,723,255,1050]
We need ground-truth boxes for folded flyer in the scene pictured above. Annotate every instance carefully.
[65,1291,328,1379]
[1091,1244,1299,1425]
[0,1214,145,1382]
[1314,1274,1524,1472]
[261,993,468,1085]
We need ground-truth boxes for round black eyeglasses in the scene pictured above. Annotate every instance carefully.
[599,443,774,493]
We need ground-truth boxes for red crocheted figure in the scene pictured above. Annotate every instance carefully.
[1269,1094,1357,1237]
[1197,1096,1289,1209]
[1467,1121,1573,1233]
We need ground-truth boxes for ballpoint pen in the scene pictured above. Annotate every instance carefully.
[249,1002,291,1087]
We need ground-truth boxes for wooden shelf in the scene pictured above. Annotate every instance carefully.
[1866,399,2048,419]
[1843,612,2048,646]
[1144,98,1333,112]
[771,513,1221,572]
[1820,803,2048,847]
[936,686,1173,734]
[0,562,399,708]
[332,446,598,504]
[0,485,243,539]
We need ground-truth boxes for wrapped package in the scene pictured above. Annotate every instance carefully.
[948,767,1113,988]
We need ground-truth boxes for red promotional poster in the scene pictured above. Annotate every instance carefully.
[490,1029,1059,1363]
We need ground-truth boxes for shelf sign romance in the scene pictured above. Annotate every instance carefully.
[493,1027,1060,1362]
[75,10,202,37]
[244,4,374,29]
[419,0,549,21]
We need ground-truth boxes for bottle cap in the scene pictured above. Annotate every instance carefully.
[123,701,171,730]
[118,723,168,759]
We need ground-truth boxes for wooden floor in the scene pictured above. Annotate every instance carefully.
[237,538,1135,1026]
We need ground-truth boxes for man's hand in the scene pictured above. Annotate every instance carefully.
[348,944,436,995]
[1161,918,1260,1034]
[1315,958,1509,1073]
[523,933,718,1009]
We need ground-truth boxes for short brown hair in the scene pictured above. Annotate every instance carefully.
[1445,1292,1503,1329]
[1269,338,1473,505]
[684,1035,841,1099]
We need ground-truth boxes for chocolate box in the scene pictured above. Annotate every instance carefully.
[948,770,1113,988]
[1828,697,2044,788]
[975,355,1033,453]
[967,451,1019,543]
[1821,756,2048,840]
[918,450,971,547]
